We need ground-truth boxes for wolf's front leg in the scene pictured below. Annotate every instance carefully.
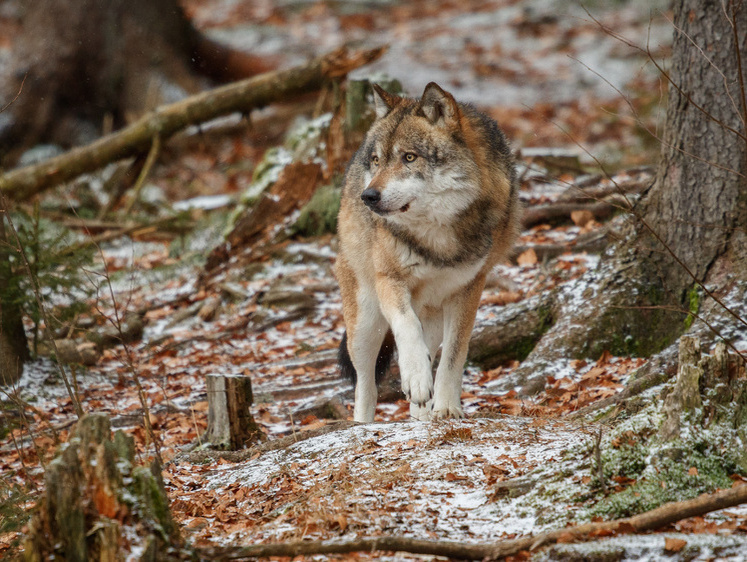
[432,277,486,419]
[376,280,433,406]
[349,295,389,423]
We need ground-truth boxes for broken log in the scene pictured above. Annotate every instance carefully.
[660,336,747,440]
[204,374,262,449]
[23,413,184,561]
[0,45,386,202]
[521,195,630,229]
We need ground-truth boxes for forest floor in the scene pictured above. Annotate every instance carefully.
[2,0,747,560]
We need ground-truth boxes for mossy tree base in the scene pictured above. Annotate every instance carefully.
[23,414,187,561]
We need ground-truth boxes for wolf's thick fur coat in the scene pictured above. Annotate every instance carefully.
[336,82,520,422]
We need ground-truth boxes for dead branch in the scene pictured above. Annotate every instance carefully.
[174,420,357,464]
[512,228,610,262]
[198,484,747,560]
[522,195,630,229]
[558,170,652,203]
[0,45,387,202]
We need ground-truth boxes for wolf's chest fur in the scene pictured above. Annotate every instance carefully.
[388,236,488,310]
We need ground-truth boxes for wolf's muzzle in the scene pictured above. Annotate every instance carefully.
[361,188,381,208]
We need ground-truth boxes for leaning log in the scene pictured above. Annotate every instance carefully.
[0,45,386,202]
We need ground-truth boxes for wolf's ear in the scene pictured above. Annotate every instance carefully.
[372,84,402,120]
[417,82,459,128]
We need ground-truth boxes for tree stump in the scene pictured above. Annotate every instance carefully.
[204,374,262,449]
[660,336,747,445]
[23,413,184,561]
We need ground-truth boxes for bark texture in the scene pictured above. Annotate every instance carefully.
[638,0,747,296]
[205,374,262,449]
[0,204,29,385]
[23,414,184,561]
[0,0,277,159]
[506,0,747,392]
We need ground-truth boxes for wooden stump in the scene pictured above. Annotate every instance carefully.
[205,374,261,449]
[23,413,183,561]
[660,336,747,441]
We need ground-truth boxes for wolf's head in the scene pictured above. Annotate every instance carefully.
[357,83,482,227]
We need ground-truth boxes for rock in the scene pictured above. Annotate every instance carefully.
[53,339,100,366]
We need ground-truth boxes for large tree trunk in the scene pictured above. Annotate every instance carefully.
[0,0,271,160]
[0,203,29,385]
[638,0,747,297]
[501,0,747,393]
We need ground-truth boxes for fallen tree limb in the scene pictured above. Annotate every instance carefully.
[521,195,630,229]
[198,484,747,560]
[512,228,610,262]
[0,45,387,202]
[174,420,357,465]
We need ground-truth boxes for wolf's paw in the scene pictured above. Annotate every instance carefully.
[406,374,434,406]
[400,348,433,406]
[431,401,464,420]
[410,402,432,421]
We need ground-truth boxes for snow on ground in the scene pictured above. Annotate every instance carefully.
[186,417,593,546]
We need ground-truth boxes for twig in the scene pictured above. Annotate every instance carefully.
[198,483,747,560]
[0,45,387,202]
[0,73,26,113]
[123,134,161,215]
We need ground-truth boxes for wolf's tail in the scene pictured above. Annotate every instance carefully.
[338,330,395,385]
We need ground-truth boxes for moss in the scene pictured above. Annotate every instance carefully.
[131,465,179,541]
[592,452,734,519]
[580,280,684,359]
[684,285,700,330]
[292,183,341,237]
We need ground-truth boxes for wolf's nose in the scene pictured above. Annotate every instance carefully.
[361,188,381,206]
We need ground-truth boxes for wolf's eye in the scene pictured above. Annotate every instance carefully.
[371,155,379,167]
[403,152,417,163]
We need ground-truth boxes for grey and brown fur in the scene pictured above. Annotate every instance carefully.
[335,82,520,422]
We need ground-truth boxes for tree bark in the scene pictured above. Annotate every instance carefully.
[0,0,278,159]
[23,413,185,561]
[205,374,262,449]
[507,0,747,392]
[0,201,29,385]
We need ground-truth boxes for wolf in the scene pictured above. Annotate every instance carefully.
[335,82,520,422]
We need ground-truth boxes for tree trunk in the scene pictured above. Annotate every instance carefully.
[0,203,29,385]
[507,0,747,392]
[638,0,747,296]
[0,0,271,160]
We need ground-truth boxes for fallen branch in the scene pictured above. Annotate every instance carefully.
[0,45,387,202]
[174,420,357,464]
[512,228,610,262]
[521,195,630,229]
[199,484,747,560]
